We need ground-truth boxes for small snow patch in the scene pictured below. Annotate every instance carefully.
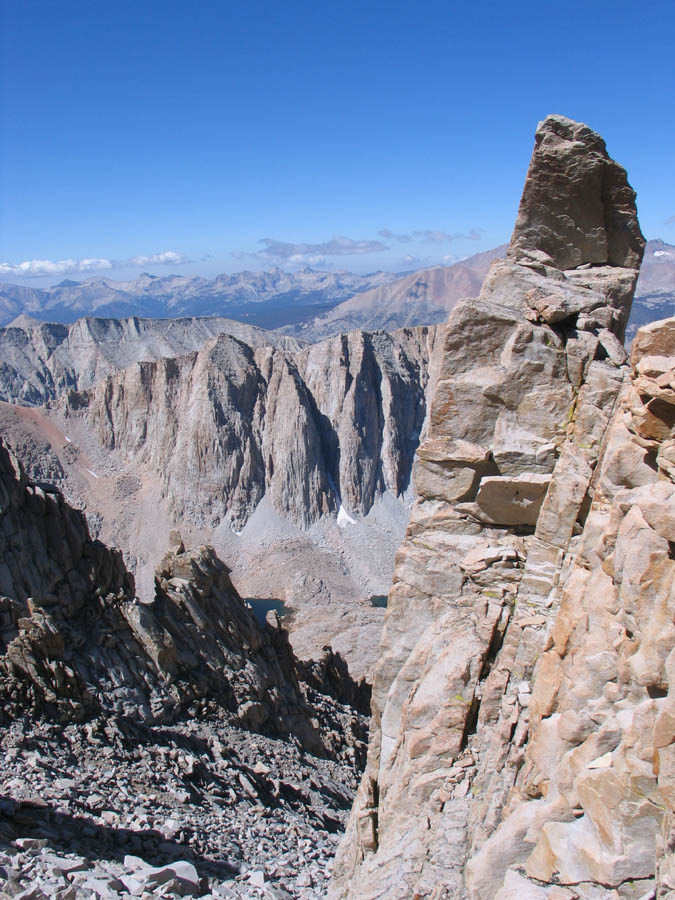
[654,250,671,257]
[337,505,357,528]
[86,469,99,478]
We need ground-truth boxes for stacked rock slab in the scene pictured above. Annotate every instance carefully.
[329,115,668,899]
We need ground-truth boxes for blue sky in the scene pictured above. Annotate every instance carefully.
[1,0,673,284]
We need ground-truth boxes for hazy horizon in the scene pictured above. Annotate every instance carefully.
[2,1,674,286]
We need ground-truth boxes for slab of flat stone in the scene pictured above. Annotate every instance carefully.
[475,474,552,526]
[140,859,200,889]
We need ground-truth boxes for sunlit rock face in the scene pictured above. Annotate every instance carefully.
[329,116,675,900]
[66,326,437,529]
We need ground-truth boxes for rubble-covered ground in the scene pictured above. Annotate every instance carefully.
[0,711,364,899]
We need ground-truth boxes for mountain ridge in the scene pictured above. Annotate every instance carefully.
[2,240,673,343]
[0,313,305,406]
[0,267,397,330]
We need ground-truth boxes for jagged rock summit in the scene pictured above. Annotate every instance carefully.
[329,116,675,900]
[509,114,644,271]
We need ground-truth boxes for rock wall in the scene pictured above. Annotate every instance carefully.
[329,116,674,899]
[467,317,675,899]
[66,326,436,528]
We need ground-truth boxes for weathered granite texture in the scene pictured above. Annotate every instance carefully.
[509,114,645,273]
[464,319,675,899]
[65,326,436,528]
[329,116,673,900]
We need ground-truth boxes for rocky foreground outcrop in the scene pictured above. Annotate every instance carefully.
[0,435,366,762]
[331,116,674,899]
[0,436,373,896]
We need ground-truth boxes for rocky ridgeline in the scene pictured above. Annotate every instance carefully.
[0,437,371,897]
[0,314,305,407]
[331,116,674,899]
[61,326,436,528]
[0,436,367,755]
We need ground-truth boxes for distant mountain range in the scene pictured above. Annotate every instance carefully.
[0,268,397,330]
[285,246,505,341]
[1,240,673,340]
[624,238,675,342]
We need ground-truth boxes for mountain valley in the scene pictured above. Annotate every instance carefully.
[0,321,440,680]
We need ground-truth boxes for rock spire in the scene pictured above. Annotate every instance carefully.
[328,116,671,900]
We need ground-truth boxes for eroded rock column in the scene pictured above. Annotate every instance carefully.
[330,114,649,900]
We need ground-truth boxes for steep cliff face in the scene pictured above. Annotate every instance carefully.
[465,317,675,899]
[65,326,436,528]
[329,116,674,900]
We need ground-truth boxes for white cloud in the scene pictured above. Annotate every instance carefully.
[398,254,426,268]
[378,228,413,243]
[413,228,483,243]
[0,257,113,277]
[231,236,388,268]
[257,236,388,262]
[379,227,484,245]
[0,250,190,279]
[128,250,189,266]
[287,253,326,266]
